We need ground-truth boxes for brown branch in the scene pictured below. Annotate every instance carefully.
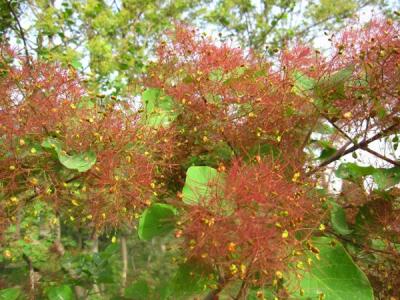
[203,277,228,300]
[234,279,249,300]
[5,0,31,65]
[360,146,400,167]
[307,122,400,176]
[322,115,400,167]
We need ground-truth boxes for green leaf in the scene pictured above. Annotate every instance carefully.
[314,123,335,134]
[142,88,177,127]
[167,262,214,299]
[70,58,82,69]
[182,166,224,205]
[247,143,281,162]
[58,150,96,172]
[335,163,374,181]
[336,163,400,190]
[41,137,63,153]
[138,203,177,241]
[330,201,352,235]
[298,237,373,299]
[371,167,400,190]
[125,280,149,300]
[42,137,96,172]
[318,146,336,160]
[292,70,315,95]
[47,285,75,300]
[209,68,223,81]
[0,288,23,300]
[315,66,353,100]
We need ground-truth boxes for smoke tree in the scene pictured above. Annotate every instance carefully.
[1,18,400,300]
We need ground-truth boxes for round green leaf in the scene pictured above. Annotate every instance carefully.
[138,203,177,241]
[182,166,224,205]
[47,285,75,300]
[297,237,373,300]
[58,150,96,172]
[141,88,177,127]
[42,137,96,172]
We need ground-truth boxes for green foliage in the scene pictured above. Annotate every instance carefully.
[182,166,224,205]
[141,88,177,127]
[2,3,400,299]
[42,137,96,172]
[336,163,400,190]
[138,203,178,241]
[292,71,315,96]
[124,280,149,300]
[0,288,24,300]
[47,285,75,300]
[298,237,374,299]
[164,262,214,299]
[330,200,353,235]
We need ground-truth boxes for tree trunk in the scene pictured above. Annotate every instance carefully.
[54,217,86,299]
[120,236,128,295]
[91,231,102,297]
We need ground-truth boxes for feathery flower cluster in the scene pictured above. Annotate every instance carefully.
[180,160,321,285]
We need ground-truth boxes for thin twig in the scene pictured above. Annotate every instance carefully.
[307,122,400,176]
[6,0,31,65]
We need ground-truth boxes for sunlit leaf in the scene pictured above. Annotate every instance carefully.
[138,203,178,241]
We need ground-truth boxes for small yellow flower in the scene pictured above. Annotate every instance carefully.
[111,236,117,243]
[240,264,247,276]
[296,261,305,270]
[275,271,283,279]
[230,264,238,275]
[282,229,289,239]
[30,148,37,154]
[319,224,326,231]
[9,165,15,171]
[3,250,12,259]
[343,112,352,119]
[292,172,301,182]
[29,177,38,185]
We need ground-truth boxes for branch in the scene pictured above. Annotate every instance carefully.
[5,0,31,65]
[323,116,400,167]
[360,146,400,167]
[307,122,400,176]
[203,277,228,300]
